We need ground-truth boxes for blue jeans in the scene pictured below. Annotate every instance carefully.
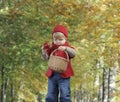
[46,72,71,102]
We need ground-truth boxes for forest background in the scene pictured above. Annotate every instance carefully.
[0,0,120,102]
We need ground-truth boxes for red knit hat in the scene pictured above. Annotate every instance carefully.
[52,25,68,38]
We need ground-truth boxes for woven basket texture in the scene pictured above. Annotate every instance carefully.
[48,50,69,73]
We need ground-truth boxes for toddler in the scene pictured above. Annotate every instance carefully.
[41,25,76,102]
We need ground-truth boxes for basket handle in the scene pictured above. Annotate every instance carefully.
[50,49,69,62]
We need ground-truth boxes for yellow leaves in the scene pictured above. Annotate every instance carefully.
[100,4,108,12]
[54,0,59,4]
[20,68,47,92]
[109,36,120,43]
[18,88,38,102]
[1,0,119,100]
[53,0,79,20]
[54,3,72,16]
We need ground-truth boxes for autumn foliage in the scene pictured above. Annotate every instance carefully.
[0,0,120,101]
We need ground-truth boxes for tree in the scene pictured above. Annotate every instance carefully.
[0,0,120,101]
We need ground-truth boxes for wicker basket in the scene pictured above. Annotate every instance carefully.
[48,49,69,73]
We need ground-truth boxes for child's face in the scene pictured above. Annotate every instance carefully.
[53,32,66,45]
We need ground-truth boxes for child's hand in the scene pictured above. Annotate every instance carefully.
[41,42,50,54]
[41,46,49,60]
[58,46,66,51]
[41,46,47,54]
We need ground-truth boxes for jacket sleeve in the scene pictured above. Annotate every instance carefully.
[41,46,49,60]
[65,46,76,58]
[41,45,53,60]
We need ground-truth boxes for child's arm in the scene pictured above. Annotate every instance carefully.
[58,46,76,58]
[65,47,76,58]
[41,46,49,60]
[41,42,51,60]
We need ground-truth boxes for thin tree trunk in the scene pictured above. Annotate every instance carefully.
[1,62,7,102]
[11,82,15,102]
[1,75,9,102]
[98,62,118,102]
[17,63,25,102]
[108,67,117,102]
[102,68,109,102]
[102,68,105,102]
[108,68,111,102]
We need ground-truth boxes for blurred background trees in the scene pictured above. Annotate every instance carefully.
[0,0,120,102]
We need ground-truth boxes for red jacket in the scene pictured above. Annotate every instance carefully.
[45,42,75,78]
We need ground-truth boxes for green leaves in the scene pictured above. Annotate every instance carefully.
[0,0,120,101]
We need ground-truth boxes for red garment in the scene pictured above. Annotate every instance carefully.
[52,25,68,38]
[45,42,74,78]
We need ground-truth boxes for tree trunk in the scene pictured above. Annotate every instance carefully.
[108,67,117,102]
[17,63,25,102]
[1,63,5,102]
[1,63,9,102]
[102,68,109,102]
[11,82,15,102]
